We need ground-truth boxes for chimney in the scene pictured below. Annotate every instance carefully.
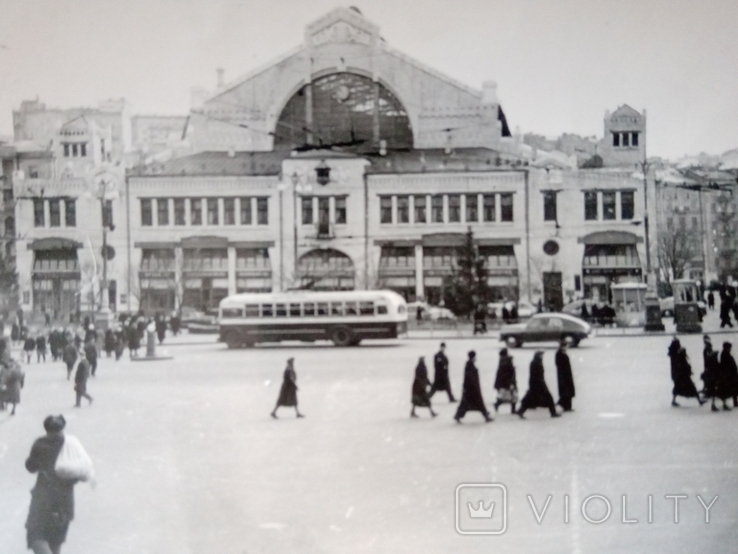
[216,68,225,89]
[482,81,498,105]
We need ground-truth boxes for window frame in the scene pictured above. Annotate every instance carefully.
[140,198,153,227]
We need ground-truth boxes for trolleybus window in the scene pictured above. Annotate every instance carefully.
[276,303,287,317]
[317,302,329,316]
[221,308,243,318]
[289,303,301,317]
[359,301,374,315]
[262,304,274,317]
[377,304,388,315]
[304,302,316,316]
[331,302,344,316]
[245,304,259,317]
[346,302,358,316]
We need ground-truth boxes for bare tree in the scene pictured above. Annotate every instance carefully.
[657,226,699,285]
[713,192,738,282]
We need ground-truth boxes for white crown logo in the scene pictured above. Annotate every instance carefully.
[468,501,495,518]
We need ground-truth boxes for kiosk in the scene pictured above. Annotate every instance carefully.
[672,279,702,333]
[610,282,648,327]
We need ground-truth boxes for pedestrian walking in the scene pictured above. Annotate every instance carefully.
[25,415,91,554]
[155,314,167,344]
[0,359,24,415]
[517,351,560,419]
[473,304,487,335]
[114,328,125,361]
[83,340,98,378]
[24,335,36,364]
[668,340,704,407]
[36,334,47,363]
[128,321,141,358]
[493,348,518,414]
[701,336,725,411]
[719,292,733,328]
[104,329,115,358]
[454,351,492,423]
[74,351,93,407]
[271,358,304,418]
[62,342,77,380]
[429,342,456,402]
[718,342,738,409]
[707,291,715,310]
[170,311,181,336]
[410,357,437,418]
[555,341,576,412]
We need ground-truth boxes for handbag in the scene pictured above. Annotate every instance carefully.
[55,434,94,482]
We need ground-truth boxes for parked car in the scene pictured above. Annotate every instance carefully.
[659,296,706,318]
[180,306,218,333]
[499,313,592,348]
[562,299,617,326]
[407,301,457,321]
[487,300,536,320]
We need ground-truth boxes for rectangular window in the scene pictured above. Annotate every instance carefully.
[28,166,39,179]
[317,197,330,225]
[414,195,426,223]
[359,301,374,315]
[335,196,346,224]
[317,302,329,316]
[584,191,598,220]
[380,196,392,224]
[302,197,313,224]
[103,200,114,229]
[397,195,409,223]
[612,133,620,147]
[631,132,639,147]
[261,304,273,317]
[303,303,315,316]
[245,304,259,317]
[602,191,616,220]
[448,195,461,222]
[500,193,513,222]
[331,302,344,316]
[621,133,629,147]
[345,302,358,315]
[71,143,78,157]
[240,197,252,225]
[157,198,169,226]
[432,195,444,223]
[223,198,235,225]
[174,199,186,225]
[257,198,268,225]
[64,198,76,227]
[679,216,686,229]
[49,199,61,227]
[377,304,388,315]
[80,143,87,157]
[141,198,152,226]
[289,303,301,317]
[207,198,219,225]
[483,194,495,222]
[543,191,557,222]
[620,191,634,220]
[275,303,287,317]
[63,144,70,157]
[190,199,202,225]
[465,194,478,223]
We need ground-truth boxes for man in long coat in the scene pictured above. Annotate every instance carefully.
[555,341,576,412]
[74,351,93,407]
[493,348,518,414]
[62,342,78,380]
[718,342,738,409]
[670,346,704,407]
[454,351,492,423]
[410,357,437,418]
[83,339,98,378]
[271,358,304,418]
[517,351,560,419]
[429,342,456,402]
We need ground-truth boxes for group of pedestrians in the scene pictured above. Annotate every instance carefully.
[668,335,738,411]
[407,341,575,422]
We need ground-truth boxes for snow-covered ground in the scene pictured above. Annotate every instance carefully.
[1,333,737,553]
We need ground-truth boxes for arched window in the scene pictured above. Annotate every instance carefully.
[274,73,412,152]
[297,248,355,290]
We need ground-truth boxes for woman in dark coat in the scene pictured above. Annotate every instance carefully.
[25,415,79,554]
[555,341,576,412]
[517,351,560,419]
[701,335,723,411]
[670,346,704,407]
[1,359,24,415]
[104,329,115,358]
[128,322,141,358]
[718,342,738,409]
[454,351,492,423]
[493,348,518,414]
[271,358,304,418]
[411,357,437,418]
[155,315,167,344]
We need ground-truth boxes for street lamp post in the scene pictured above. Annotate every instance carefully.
[636,159,665,331]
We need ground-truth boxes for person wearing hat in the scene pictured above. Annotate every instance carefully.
[429,342,456,403]
[25,415,78,554]
[701,335,722,411]
[718,342,738,409]
[493,348,518,414]
[410,357,437,418]
[74,350,93,408]
[454,350,492,423]
[518,351,560,419]
[271,358,304,419]
[555,340,576,412]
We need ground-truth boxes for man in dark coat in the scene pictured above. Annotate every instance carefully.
[62,342,77,380]
[707,291,715,310]
[493,348,518,414]
[170,312,181,336]
[25,415,80,554]
[23,335,36,364]
[410,357,437,418]
[555,341,576,412]
[454,351,492,423]
[36,334,47,363]
[271,358,304,418]
[719,292,733,328]
[155,314,167,344]
[83,339,98,378]
[128,321,141,358]
[104,329,115,358]
[701,336,724,411]
[74,351,93,407]
[429,342,456,402]
[517,351,560,419]
[670,345,704,407]
[718,342,738,409]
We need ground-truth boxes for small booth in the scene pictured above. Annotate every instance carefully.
[610,282,648,327]
[672,279,702,333]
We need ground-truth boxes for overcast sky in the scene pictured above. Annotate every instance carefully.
[0,0,735,159]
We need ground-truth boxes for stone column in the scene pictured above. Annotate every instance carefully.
[415,244,424,301]
[174,247,184,311]
[227,246,237,295]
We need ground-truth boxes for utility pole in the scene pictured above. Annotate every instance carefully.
[636,159,664,331]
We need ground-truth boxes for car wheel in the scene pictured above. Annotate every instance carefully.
[331,327,353,347]
[505,336,520,348]
[562,334,580,347]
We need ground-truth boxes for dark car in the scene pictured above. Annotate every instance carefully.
[499,313,592,348]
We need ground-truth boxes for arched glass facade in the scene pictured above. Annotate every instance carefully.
[274,72,413,152]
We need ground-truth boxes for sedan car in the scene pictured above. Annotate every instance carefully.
[659,296,706,318]
[499,313,592,348]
